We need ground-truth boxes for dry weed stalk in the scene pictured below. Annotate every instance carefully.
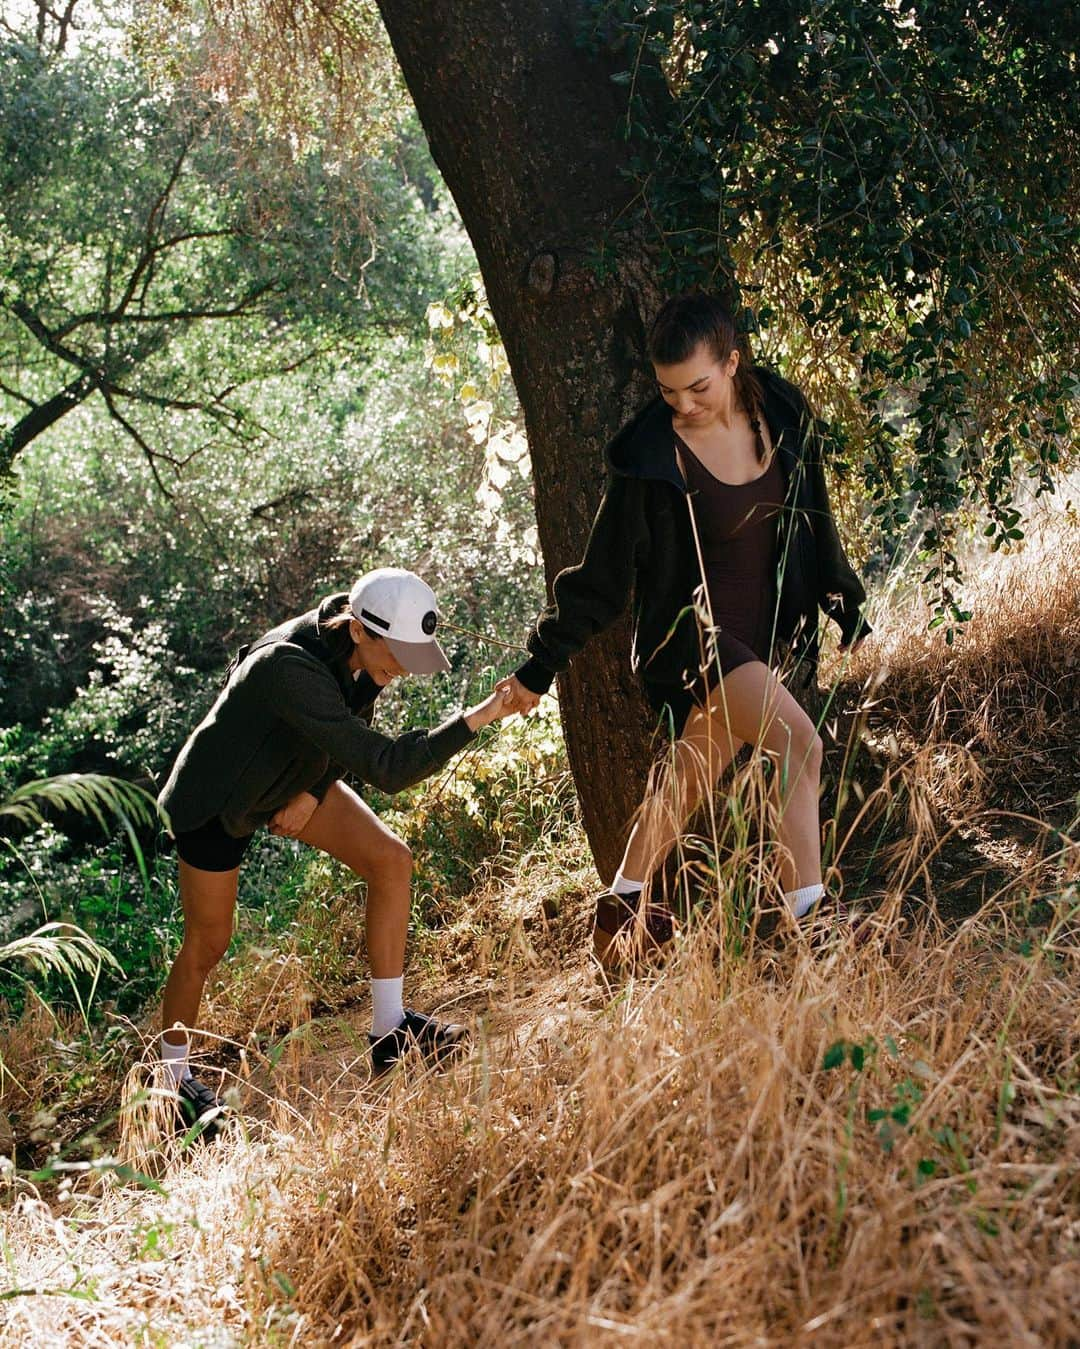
[847,518,1079,821]
[4,848,1078,1346]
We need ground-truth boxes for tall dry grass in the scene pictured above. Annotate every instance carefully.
[3,882,1076,1346]
[843,511,1079,824]
[1,516,1078,1346]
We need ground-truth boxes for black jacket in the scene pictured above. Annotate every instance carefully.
[159,593,475,837]
[515,369,869,711]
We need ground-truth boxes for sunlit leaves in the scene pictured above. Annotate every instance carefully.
[600,0,1078,626]
[423,272,536,565]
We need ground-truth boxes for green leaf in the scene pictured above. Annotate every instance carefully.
[822,1040,847,1070]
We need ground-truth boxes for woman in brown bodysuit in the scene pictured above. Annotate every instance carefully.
[502,293,870,963]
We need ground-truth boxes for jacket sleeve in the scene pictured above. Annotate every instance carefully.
[794,396,872,648]
[515,473,644,694]
[256,652,476,794]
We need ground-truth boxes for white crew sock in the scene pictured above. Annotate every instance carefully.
[370,976,405,1038]
[611,869,644,897]
[161,1037,192,1084]
[785,883,826,920]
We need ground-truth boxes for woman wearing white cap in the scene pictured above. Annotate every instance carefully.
[157,568,514,1135]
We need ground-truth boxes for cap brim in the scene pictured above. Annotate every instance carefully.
[386,636,451,675]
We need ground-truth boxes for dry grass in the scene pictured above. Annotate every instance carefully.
[841,510,1080,825]
[2,880,1077,1346]
[2,516,1078,1346]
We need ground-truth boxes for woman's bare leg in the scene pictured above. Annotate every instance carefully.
[713,661,823,891]
[296,780,412,978]
[618,661,822,893]
[161,863,239,1046]
[619,701,745,883]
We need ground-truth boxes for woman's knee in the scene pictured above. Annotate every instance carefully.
[368,834,413,884]
[180,924,232,973]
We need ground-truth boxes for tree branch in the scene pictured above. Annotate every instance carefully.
[10,300,103,377]
[48,1,80,55]
[110,134,196,322]
[1,372,98,469]
[0,379,39,410]
[100,388,173,497]
[56,294,276,330]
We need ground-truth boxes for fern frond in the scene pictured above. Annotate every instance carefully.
[0,772,164,887]
[0,773,160,833]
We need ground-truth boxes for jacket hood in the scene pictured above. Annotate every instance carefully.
[605,367,809,483]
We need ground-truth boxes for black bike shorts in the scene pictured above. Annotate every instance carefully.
[173,816,253,872]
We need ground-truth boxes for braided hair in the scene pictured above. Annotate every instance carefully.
[647,292,768,462]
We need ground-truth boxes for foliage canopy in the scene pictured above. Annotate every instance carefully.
[602,0,1079,610]
[0,11,435,482]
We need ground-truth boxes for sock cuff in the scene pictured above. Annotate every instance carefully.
[784,883,825,920]
[611,869,644,897]
[161,1037,192,1083]
[370,975,405,1039]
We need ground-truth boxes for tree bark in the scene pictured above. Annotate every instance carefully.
[376,0,669,878]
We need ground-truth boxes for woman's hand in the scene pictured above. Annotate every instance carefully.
[269,791,319,838]
[464,682,524,732]
[495,674,542,716]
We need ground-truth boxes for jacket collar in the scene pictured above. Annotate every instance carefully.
[606,367,809,485]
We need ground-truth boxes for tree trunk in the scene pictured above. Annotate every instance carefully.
[375,0,668,878]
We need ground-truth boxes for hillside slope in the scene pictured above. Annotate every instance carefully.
[1,519,1077,1347]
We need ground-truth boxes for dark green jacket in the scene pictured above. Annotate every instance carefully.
[159,593,474,838]
[515,370,870,711]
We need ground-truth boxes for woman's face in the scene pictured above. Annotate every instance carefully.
[349,621,410,685]
[653,342,739,423]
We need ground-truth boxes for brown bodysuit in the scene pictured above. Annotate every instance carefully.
[676,431,786,678]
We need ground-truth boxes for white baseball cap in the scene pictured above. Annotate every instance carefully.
[348,568,451,675]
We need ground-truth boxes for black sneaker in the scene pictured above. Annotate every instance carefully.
[175,1074,226,1140]
[369,1009,469,1074]
[803,895,871,948]
[593,889,676,968]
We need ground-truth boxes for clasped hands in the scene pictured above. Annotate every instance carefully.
[494,674,541,716]
[464,673,543,731]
